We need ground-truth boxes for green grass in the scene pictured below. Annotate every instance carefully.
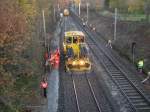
[0,103,15,112]
[118,14,146,21]
[99,10,148,21]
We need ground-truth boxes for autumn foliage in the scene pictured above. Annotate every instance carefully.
[0,0,40,111]
[0,0,27,65]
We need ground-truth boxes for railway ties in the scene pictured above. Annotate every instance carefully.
[71,73,102,112]
[64,13,150,112]
[70,14,150,112]
[97,50,150,111]
[63,17,111,112]
[88,35,150,112]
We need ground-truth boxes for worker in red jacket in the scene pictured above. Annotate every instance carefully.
[54,48,60,67]
[40,78,48,98]
[49,48,60,67]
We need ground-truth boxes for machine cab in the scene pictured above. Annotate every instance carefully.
[63,31,85,55]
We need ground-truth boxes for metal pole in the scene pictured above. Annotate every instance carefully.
[42,10,46,47]
[79,3,81,16]
[132,42,136,63]
[74,1,76,12]
[48,42,50,53]
[87,3,89,23]
[54,7,56,22]
[57,4,60,12]
[114,8,117,41]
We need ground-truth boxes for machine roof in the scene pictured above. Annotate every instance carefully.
[65,31,85,37]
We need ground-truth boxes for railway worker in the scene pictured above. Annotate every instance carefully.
[60,13,63,18]
[82,18,86,26]
[106,39,112,49]
[40,78,48,98]
[60,13,63,23]
[92,27,96,31]
[55,48,60,56]
[49,49,60,67]
[54,48,60,66]
[83,22,86,27]
[141,72,150,84]
[137,59,144,73]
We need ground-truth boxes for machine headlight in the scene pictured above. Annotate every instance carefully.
[79,60,85,65]
[72,61,77,66]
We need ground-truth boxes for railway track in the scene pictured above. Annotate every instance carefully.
[59,17,114,112]
[63,17,102,112]
[71,73,102,112]
[71,12,150,112]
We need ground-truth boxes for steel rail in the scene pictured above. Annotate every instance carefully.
[71,12,150,112]
[84,23,150,104]
[64,17,102,112]
[71,74,81,112]
[71,73,102,112]
[75,18,137,111]
[85,74,102,112]
[87,44,137,112]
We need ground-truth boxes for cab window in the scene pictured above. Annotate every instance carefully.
[73,36,78,43]
[66,37,72,44]
[79,36,84,43]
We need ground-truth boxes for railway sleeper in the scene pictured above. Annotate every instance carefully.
[106,67,118,70]
[111,73,123,76]
[115,78,126,80]
[122,89,136,93]
[130,96,143,99]
[117,81,129,84]
[117,79,129,82]
[137,107,150,111]
[125,92,141,96]
[131,99,148,103]
[134,102,150,108]
[112,75,124,78]
[120,86,133,89]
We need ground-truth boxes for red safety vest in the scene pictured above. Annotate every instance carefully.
[49,50,60,62]
[41,82,48,88]
[55,55,60,64]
